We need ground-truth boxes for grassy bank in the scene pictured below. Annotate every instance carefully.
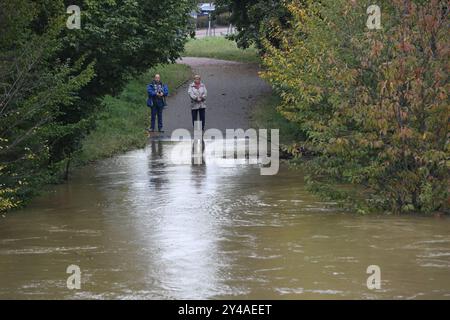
[76,63,191,164]
[183,37,259,63]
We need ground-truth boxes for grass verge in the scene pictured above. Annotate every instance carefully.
[183,37,260,63]
[76,63,191,164]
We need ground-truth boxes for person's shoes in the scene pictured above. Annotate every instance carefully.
[147,128,155,132]
[158,129,164,133]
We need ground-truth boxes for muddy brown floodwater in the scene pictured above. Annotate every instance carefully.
[0,141,449,299]
[0,58,449,299]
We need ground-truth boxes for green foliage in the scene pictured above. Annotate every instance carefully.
[250,94,305,146]
[261,0,449,214]
[0,0,196,212]
[216,0,291,50]
[0,0,95,211]
[184,37,259,63]
[51,0,196,166]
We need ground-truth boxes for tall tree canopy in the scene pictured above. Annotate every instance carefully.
[261,0,449,213]
[0,0,196,211]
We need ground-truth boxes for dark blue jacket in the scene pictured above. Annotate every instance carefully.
[147,81,169,108]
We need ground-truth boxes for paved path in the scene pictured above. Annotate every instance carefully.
[159,57,272,138]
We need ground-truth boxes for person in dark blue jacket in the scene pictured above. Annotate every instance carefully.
[147,74,169,132]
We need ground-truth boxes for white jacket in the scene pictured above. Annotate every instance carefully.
[188,82,207,110]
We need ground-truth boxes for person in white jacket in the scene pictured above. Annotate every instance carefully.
[188,74,207,131]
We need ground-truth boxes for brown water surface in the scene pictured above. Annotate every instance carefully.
[0,141,449,299]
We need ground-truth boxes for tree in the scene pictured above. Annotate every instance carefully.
[51,0,196,169]
[0,0,196,211]
[261,0,449,213]
[0,0,94,211]
[216,0,290,50]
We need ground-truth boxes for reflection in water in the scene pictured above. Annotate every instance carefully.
[142,139,222,298]
[191,138,205,166]
[149,139,167,192]
[0,141,449,299]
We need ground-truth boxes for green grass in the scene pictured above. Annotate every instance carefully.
[183,37,260,63]
[250,94,304,146]
[76,63,191,164]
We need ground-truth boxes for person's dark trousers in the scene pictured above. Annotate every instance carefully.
[150,105,163,131]
[191,108,206,131]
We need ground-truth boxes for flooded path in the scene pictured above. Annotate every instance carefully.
[0,59,449,299]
